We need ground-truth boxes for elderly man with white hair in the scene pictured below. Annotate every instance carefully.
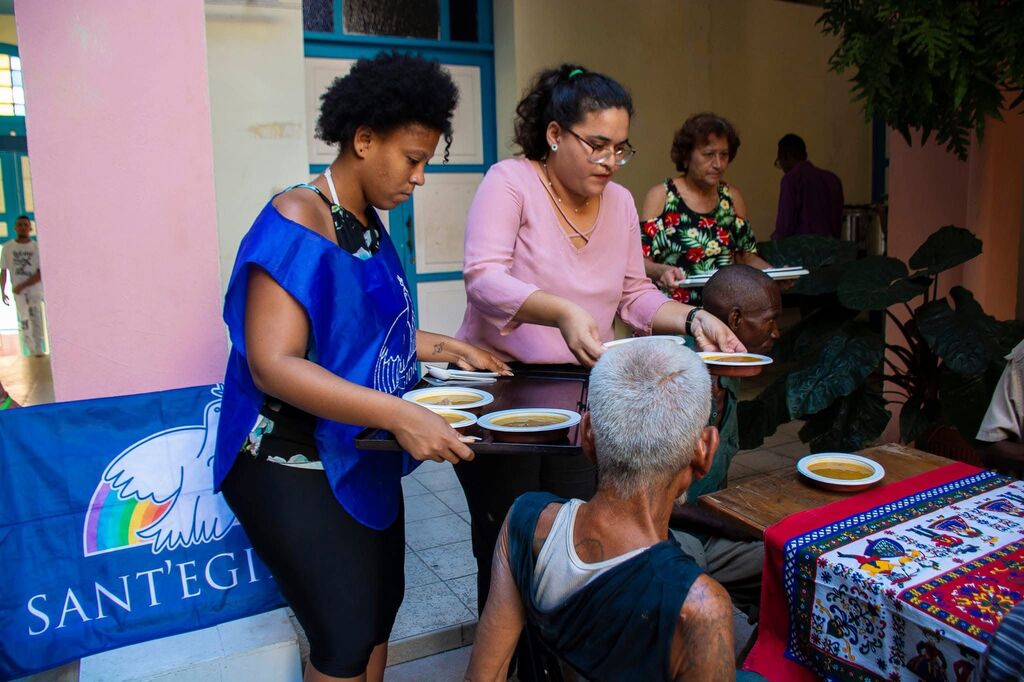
[466,340,745,682]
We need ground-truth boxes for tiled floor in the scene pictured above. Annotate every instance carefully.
[0,353,54,406]
[1,351,810,680]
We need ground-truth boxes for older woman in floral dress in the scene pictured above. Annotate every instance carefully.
[640,112,773,305]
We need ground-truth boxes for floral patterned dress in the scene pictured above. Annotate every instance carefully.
[640,178,758,304]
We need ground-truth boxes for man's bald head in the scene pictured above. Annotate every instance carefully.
[702,265,782,354]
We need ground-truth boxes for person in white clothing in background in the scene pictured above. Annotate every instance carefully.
[1,215,47,356]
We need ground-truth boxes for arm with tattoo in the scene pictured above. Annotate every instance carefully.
[415,330,513,374]
[671,574,735,681]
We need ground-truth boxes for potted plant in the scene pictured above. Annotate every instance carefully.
[740,226,1024,453]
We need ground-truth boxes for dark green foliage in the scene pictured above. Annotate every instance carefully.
[739,227,1017,452]
[909,226,983,276]
[786,333,885,416]
[838,257,929,310]
[798,386,892,454]
[818,1,1024,159]
[917,297,990,375]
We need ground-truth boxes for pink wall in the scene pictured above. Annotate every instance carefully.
[16,1,227,401]
[883,123,1024,441]
[962,111,1024,320]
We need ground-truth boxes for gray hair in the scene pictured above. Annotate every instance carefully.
[588,340,712,496]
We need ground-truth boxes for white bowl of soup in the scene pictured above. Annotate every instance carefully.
[477,408,581,444]
[796,453,885,492]
[402,387,494,413]
[432,409,477,430]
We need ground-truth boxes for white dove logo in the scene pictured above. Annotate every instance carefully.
[373,275,418,395]
[84,386,236,556]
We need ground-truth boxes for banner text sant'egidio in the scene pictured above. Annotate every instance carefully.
[24,548,264,635]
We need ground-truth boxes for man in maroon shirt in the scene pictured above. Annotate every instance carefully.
[771,134,844,240]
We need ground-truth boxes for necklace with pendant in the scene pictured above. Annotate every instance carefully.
[542,163,594,244]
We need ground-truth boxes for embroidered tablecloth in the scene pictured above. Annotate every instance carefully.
[745,462,1024,681]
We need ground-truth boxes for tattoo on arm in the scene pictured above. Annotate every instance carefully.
[434,341,445,355]
[675,577,734,681]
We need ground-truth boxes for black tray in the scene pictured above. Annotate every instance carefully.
[354,364,589,456]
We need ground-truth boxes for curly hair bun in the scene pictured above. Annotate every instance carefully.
[513,64,633,161]
[316,51,459,158]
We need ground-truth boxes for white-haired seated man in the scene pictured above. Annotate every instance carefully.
[467,340,759,682]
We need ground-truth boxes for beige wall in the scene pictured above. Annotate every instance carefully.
[494,0,871,239]
[204,1,309,289]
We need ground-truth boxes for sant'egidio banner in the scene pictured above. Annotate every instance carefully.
[0,385,284,679]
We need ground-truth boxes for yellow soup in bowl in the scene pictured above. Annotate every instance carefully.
[807,462,875,480]
[417,393,482,407]
[491,413,569,429]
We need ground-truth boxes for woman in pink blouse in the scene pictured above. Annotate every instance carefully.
[452,64,743,680]
[455,71,741,366]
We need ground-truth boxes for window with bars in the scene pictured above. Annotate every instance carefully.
[0,54,25,117]
[303,0,480,43]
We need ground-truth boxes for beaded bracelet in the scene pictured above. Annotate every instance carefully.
[685,306,702,337]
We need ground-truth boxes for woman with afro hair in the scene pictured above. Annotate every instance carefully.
[213,52,511,682]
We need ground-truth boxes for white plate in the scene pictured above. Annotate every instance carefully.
[766,268,809,280]
[797,453,885,487]
[697,352,773,366]
[675,267,809,288]
[604,335,687,349]
[478,408,582,433]
[402,386,494,411]
[425,365,500,380]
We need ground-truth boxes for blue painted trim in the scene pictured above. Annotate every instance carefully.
[416,271,464,283]
[871,115,888,203]
[304,32,493,53]
[425,164,489,174]
[309,164,488,175]
[439,0,451,42]
[334,0,343,35]
[477,0,493,44]
[0,119,25,136]
[0,43,17,55]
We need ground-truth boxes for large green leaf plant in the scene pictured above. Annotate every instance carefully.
[741,226,1024,453]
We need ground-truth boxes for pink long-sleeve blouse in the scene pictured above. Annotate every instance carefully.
[455,158,670,364]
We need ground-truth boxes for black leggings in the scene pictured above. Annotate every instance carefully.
[222,452,405,678]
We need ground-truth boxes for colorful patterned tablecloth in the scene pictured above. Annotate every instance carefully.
[745,462,1024,682]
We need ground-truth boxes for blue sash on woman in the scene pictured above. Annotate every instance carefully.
[508,492,704,681]
[214,201,419,530]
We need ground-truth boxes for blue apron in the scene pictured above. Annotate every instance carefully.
[214,201,420,530]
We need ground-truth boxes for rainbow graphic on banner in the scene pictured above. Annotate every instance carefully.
[83,481,170,556]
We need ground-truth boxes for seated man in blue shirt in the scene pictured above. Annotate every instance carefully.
[467,341,738,682]
[670,264,782,620]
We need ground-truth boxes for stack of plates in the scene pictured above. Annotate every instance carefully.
[676,266,809,288]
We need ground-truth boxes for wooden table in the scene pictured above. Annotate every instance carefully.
[699,443,953,540]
